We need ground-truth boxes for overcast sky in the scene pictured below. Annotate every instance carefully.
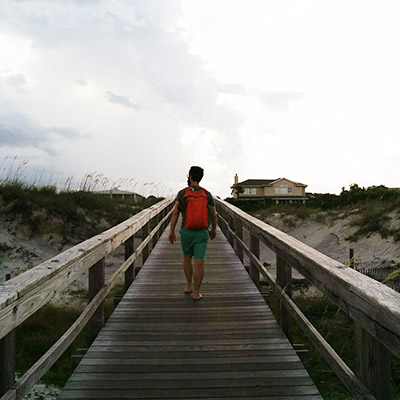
[1,0,399,198]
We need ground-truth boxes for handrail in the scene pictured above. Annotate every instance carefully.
[0,197,174,400]
[0,197,174,339]
[216,197,400,400]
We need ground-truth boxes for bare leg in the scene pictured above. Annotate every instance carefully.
[183,256,193,293]
[193,258,204,300]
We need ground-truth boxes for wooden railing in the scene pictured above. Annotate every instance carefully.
[216,197,400,400]
[0,198,174,400]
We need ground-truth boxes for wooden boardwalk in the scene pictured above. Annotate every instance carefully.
[58,227,322,399]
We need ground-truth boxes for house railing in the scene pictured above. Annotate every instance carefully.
[216,197,400,400]
[0,198,174,400]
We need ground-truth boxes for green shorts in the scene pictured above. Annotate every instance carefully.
[179,227,209,260]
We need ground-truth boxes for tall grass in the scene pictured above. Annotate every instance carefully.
[0,156,171,243]
[0,182,143,241]
[0,155,172,198]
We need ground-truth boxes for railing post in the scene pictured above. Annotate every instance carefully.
[355,327,391,400]
[124,236,135,291]
[235,217,244,263]
[219,207,228,238]
[249,232,260,287]
[89,258,105,342]
[141,222,150,264]
[0,274,15,397]
[227,213,235,247]
[161,209,166,231]
[352,249,391,400]
[276,255,293,343]
[349,248,354,269]
[222,210,230,242]
[152,214,160,248]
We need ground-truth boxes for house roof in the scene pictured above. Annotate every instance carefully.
[238,179,277,187]
[238,178,307,187]
[93,187,143,196]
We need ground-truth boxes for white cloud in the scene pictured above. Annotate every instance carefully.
[258,91,306,112]
[0,0,248,196]
[0,1,399,198]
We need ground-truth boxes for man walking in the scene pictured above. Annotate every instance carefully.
[168,166,217,301]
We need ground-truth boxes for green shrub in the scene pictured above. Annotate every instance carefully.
[347,204,394,241]
[0,182,144,239]
[226,198,274,212]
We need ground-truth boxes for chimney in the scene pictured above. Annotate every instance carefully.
[234,174,238,185]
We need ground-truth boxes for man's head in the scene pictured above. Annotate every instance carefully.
[188,166,204,185]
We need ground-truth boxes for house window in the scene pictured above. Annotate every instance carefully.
[244,188,257,195]
[275,183,293,195]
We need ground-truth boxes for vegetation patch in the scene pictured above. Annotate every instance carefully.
[228,184,400,241]
[266,293,400,399]
[346,205,392,241]
[383,268,400,286]
[0,182,163,243]
[16,300,116,387]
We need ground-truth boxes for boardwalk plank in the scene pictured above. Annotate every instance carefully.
[57,227,321,399]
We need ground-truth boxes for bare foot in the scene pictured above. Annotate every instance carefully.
[184,286,192,294]
[192,293,203,301]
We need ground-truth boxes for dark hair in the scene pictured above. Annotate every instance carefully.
[189,166,204,183]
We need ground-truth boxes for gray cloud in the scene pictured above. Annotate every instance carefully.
[51,126,89,140]
[74,77,87,86]
[0,0,246,179]
[0,111,43,148]
[5,73,27,87]
[259,91,305,112]
[0,107,88,155]
[105,91,140,110]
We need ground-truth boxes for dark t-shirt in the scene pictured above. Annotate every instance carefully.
[175,186,215,228]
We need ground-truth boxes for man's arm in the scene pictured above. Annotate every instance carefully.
[209,206,217,240]
[168,201,180,244]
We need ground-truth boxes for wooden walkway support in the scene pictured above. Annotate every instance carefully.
[3,195,399,399]
[58,227,322,399]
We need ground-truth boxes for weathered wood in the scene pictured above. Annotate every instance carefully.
[235,217,244,263]
[141,222,150,265]
[355,325,391,400]
[124,237,135,291]
[0,198,174,340]
[217,215,376,400]
[277,255,292,343]
[249,233,260,288]
[57,227,321,399]
[0,390,16,400]
[89,258,105,342]
[215,198,400,360]
[227,213,235,247]
[0,275,15,397]
[0,212,172,400]
[0,333,15,397]
[8,213,171,400]
[350,248,355,269]
[152,215,160,248]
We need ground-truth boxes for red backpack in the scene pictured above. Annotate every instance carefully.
[183,187,209,229]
